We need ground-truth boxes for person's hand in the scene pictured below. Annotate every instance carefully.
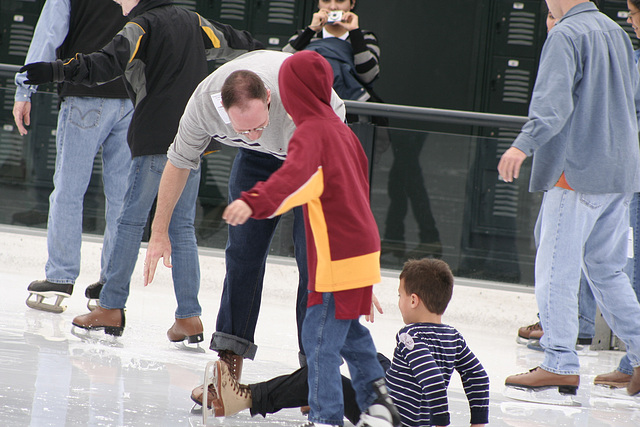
[222,199,253,226]
[497,146,527,182]
[13,101,31,136]
[336,11,359,31]
[143,230,172,286]
[309,9,329,31]
[365,292,383,323]
[20,62,56,85]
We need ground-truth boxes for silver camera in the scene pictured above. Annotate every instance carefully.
[327,10,343,23]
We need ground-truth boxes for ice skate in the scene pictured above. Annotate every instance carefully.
[517,321,543,345]
[504,367,580,406]
[71,306,125,337]
[84,281,103,311]
[167,316,204,352]
[201,360,252,423]
[356,378,401,427]
[25,280,74,313]
[594,370,632,388]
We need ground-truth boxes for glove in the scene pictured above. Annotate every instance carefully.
[20,60,65,85]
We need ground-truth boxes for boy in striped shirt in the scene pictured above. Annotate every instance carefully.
[386,258,489,426]
[204,258,489,426]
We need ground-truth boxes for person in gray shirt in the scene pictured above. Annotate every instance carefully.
[142,50,345,404]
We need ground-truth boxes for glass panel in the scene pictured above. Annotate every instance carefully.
[0,85,543,285]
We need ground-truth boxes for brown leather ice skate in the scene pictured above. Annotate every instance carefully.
[594,370,632,388]
[72,306,125,336]
[167,316,204,344]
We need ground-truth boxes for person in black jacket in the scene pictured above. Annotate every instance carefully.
[21,0,263,344]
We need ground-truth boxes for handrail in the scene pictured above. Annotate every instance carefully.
[344,100,528,129]
[0,63,21,73]
[2,61,528,129]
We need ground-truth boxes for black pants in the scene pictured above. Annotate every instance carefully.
[249,353,391,425]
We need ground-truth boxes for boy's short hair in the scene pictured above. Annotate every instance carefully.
[221,70,268,109]
[400,258,453,315]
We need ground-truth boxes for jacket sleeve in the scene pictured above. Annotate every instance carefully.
[239,134,323,219]
[60,21,143,86]
[349,29,380,85]
[282,28,316,53]
[199,15,264,61]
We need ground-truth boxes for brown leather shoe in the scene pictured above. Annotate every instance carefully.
[72,306,125,336]
[191,383,216,409]
[628,366,640,396]
[518,321,543,340]
[219,349,243,381]
[167,316,203,344]
[594,370,632,388]
[505,367,579,395]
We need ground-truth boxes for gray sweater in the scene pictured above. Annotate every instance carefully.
[168,50,345,169]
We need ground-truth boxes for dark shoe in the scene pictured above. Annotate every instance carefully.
[218,349,243,381]
[406,240,442,259]
[84,281,103,311]
[356,378,401,427]
[26,280,74,313]
[594,370,632,388]
[72,306,125,336]
[628,366,640,396]
[167,316,204,344]
[505,367,579,395]
[518,321,543,341]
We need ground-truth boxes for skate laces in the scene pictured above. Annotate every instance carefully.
[526,322,542,331]
[218,350,241,379]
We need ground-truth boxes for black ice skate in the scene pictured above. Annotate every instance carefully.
[356,378,401,427]
[84,281,103,310]
[25,280,73,313]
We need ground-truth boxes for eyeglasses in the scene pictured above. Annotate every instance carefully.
[629,10,640,19]
[235,116,270,135]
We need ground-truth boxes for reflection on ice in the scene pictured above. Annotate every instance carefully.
[2,228,640,426]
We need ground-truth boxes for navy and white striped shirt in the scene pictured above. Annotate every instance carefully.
[385,323,489,426]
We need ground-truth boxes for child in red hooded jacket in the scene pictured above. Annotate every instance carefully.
[222,50,399,427]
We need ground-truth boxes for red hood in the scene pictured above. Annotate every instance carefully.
[278,51,336,126]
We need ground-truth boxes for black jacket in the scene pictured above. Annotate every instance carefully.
[58,0,263,157]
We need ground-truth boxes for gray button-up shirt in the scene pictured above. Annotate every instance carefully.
[513,2,640,194]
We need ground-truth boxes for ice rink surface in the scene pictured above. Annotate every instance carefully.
[1,225,639,426]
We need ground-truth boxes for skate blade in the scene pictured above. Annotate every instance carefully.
[575,345,598,357]
[504,385,581,406]
[590,385,640,408]
[86,299,99,311]
[26,293,67,313]
[70,325,123,348]
[516,336,533,345]
[172,341,206,353]
[202,360,223,423]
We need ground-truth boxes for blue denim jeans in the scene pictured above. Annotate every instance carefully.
[45,97,132,284]
[617,193,640,374]
[99,154,202,318]
[536,188,640,375]
[211,148,308,360]
[303,293,383,426]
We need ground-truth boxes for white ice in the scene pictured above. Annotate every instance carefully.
[1,225,639,426]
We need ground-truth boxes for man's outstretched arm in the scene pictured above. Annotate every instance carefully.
[143,162,191,285]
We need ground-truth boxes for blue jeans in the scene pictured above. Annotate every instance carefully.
[535,207,596,340]
[212,148,308,360]
[535,188,640,375]
[45,97,132,284]
[99,155,202,318]
[618,193,640,374]
[303,293,383,426]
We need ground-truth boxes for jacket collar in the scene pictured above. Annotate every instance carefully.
[129,0,173,19]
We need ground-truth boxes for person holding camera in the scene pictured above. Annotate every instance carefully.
[283,0,379,102]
